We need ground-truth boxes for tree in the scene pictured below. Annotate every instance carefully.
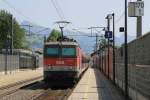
[47,29,61,42]
[0,10,26,49]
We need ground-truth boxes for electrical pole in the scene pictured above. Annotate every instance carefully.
[104,44,107,75]
[44,35,47,43]
[101,50,103,72]
[91,27,93,37]
[21,24,33,36]
[106,16,110,78]
[112,13,115,84]
[125,0,128,98]
[136,0,142,38]
[99,46,101,71]
[88,27,106,69]
[11,15,13,54]
[96,33,98,51]
[28,25,32,36]
[21,24,33,51]
[96,34,98,68]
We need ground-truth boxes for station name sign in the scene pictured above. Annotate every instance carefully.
[105,31,112,38]
[128,1,144,17]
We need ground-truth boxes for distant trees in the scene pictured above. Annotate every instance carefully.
[0,10,26,49]
[47,29,61,42]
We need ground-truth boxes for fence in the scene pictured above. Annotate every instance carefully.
[0,53,19,74]
[0,49,41,74]
[115,32,150,100]
[92,32,150,100]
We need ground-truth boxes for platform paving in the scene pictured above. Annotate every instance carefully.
[68,68,126,100]
[0,68,43,88]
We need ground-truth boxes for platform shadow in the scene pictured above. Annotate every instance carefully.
[93,67,126,100]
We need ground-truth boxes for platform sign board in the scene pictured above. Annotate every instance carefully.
[128,1,144,17]
[105,31,112,38]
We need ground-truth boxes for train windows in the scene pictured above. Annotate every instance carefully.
[62,47,76,57]
[46,47,59,56]
[44,45,77,57]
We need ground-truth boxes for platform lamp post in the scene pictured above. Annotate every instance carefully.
[112,13,115,84]
[55,21,71,40]
[105,14,112,79]
[107,13,115,83]
[124,0,128,98]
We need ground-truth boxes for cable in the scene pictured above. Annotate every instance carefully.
[49,0,64,20]
[115,11,125,24]
[2,0,41,26]
[115,5,129,24]
[54,0,65,19]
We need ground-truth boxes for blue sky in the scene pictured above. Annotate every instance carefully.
[0,0,150,37]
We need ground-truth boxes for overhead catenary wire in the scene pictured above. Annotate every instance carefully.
[49,0,64,20]
[115,11,125,24]
[2,0,41,26]
[2,0,126,28]
[115,4,130,24]
[54,0,65,20]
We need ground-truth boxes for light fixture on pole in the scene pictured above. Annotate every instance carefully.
[55,21,71,39]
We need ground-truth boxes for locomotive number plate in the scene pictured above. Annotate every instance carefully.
[56,61,64,64]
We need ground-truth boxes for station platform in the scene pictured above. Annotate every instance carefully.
[0,68,43,88]
[68,68,126,100]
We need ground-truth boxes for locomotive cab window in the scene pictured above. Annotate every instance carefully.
[62,47,76,57]
[45,46,59,57]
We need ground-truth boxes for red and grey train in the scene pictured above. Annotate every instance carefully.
[43,39,89,82]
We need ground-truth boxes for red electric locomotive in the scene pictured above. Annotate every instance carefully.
[43,38,88,82]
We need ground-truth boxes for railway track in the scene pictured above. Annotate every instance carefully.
[0,76,43,99]
[33,88,73,100]
[0,68,88,100]
[0,80,74,100]
[32,68,88,100]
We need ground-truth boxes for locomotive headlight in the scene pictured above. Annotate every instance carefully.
[44,65,53,69]
[50,66,53,69]
[70,67,73,70]
[48,65,53,69]
[44,65,48,68]
[71,66,75,70]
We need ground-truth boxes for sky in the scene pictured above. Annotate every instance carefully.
[0,0,150,37]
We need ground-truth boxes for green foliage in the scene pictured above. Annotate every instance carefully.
[99,38,107,48]
[47,29,61,42]
[0,10,26,49]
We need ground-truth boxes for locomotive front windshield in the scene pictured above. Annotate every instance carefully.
[62,47,76,57]
[46,47,59,56]
[45,46,76,57]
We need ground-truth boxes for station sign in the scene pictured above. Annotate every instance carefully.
[128,1,144,17]
[105,31,112,38]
